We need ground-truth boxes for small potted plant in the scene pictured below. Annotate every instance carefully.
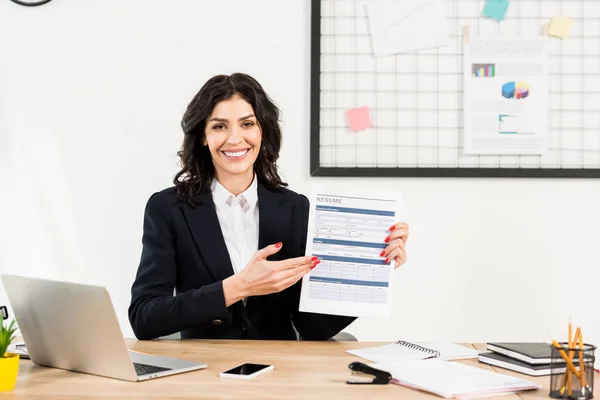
[0,317,19,391]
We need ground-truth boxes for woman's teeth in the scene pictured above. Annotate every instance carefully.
[224,149,249,158]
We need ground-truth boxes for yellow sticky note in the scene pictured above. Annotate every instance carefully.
[547,16,573,39]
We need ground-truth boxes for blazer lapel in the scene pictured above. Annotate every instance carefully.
[181,192,235,283]
[257,183,291,261]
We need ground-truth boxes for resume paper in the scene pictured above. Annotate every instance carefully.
[299,187,401,317]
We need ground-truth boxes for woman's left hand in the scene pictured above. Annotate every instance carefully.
[381,222,409,269]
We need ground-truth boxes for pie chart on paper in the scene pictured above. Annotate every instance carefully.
[502,81,530,99]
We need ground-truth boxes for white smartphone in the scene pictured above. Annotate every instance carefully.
[219,363,274,380]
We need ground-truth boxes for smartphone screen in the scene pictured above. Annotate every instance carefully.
[223,363,271,375]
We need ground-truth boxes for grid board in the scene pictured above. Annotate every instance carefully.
[310,0,600,178]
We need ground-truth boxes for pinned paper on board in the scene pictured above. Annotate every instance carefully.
[482,0,510,21]
[547,16,573,39]
[366,0,448,57]
[346,106,372,132]
[463,36,548,155]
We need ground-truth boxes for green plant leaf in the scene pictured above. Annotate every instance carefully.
[0,318,18,358]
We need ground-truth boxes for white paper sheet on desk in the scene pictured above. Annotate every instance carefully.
[298,185,401,317]
[366,0,449,57]
[373,358,540,399]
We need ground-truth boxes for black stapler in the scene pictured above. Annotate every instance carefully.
[346,361,392,385]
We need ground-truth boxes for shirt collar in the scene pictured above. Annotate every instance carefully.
[242,175,258,208]
[211,175,258,210]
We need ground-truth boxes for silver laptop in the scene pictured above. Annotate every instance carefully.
[2,274,207,382]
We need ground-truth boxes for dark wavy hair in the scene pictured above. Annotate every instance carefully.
[174,73,288,203]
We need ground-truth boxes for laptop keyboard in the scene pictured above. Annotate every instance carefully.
[133,362,172,376]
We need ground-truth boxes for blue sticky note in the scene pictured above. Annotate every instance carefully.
[483,0,509,21]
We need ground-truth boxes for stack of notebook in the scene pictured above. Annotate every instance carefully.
[478,342,566,376]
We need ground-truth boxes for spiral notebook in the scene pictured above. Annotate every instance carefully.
[347,341,480,363]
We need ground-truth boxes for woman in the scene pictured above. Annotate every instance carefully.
[128,73,409,341]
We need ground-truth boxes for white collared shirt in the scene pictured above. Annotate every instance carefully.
[211,176,259,276]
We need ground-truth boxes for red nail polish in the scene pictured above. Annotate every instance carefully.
[380,251,385,257]
[389,225,396,231]
[275,242,282,248]
[384,237,390,243]
[385,258,389,263]
[311,256,318,261]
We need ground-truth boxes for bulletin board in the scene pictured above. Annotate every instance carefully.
[310,0,600,177]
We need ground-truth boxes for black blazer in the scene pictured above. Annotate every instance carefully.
[128,182,356,340]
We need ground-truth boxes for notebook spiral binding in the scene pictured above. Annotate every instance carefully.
[395,341,441,358]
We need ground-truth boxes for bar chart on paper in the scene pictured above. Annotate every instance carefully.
[299,189,400,317]
[472,63,496,77]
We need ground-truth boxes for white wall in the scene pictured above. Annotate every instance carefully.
[1,0,598,348]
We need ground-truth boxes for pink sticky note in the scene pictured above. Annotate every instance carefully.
[346,106,372,132]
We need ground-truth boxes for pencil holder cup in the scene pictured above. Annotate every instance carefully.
[549,342,596,399]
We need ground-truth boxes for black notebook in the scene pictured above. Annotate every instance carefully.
[486,342,556,365]
[478,352,564,376]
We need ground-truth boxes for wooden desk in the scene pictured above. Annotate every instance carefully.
[3,340,594,399]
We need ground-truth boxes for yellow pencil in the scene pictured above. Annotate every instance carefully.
[579,332,587,389]
[568,320,573,396]
[551,340,581,380]
[560,327,580,395]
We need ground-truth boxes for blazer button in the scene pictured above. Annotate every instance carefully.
[212,319,222,326]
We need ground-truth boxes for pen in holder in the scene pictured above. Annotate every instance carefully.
[549,341,595,400]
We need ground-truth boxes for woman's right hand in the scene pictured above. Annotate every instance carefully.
[222,243,319,306]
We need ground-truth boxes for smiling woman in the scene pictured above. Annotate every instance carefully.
[127,73,409,342]
[204,98,262,181]
[174,74,287,201]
